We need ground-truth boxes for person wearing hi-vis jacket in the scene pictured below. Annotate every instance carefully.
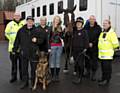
[5,12,25,83]
[98,19,119,86]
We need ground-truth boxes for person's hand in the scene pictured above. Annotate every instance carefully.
[89,43,93,48]
[83,49,87,52]
[32,37,37,43]
[70,56,74,64]
[12,52,15,55]
[48,49,51,53]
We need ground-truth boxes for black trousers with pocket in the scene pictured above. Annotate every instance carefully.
[10,52,22,79]
[73,48,85,77]
[100,59,112,81]
[21,57,37,84]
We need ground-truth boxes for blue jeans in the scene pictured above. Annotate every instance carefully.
[49,46,63,68]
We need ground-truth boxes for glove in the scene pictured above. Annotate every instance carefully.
[11,52,15,55]
[69,56,74,64]
[83,49,87,52]
[48,49,51,53]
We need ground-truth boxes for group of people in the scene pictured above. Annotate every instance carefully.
[5,12,119,89]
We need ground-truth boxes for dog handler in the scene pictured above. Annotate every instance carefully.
[13,16,48,89]
[72,17,89,84]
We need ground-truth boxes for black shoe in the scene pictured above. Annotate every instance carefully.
[91,76,96,81]
[98,80,110,86]
[90,72,96,81]
[72,78,82,84]
[20,82,29,89]
[51,76,56,82]
[20,76,23,81]
[84,71,90,78]
[98,79,104,82]
[55,76,60,82]
[9,78,17,83]
[63,69,69,73]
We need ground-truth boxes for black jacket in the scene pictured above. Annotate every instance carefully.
[84,22,101,51]
[72,28,89,50]
[35,25,49,52]
[13,25,48,61]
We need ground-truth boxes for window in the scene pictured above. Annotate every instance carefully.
[43,5,47,16]
[21,11,26,19]
[32,8,35,17]
[68,0,74,9]
[37,7,40,17]
[58,1,63,14]
[79,0,87,11]
[50,3,54,15]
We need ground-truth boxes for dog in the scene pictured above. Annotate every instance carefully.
[32,51,50,90]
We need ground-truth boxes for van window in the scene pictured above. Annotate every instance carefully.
[43,5,47,16]
[68,0,74,9]
[79,0,87,11]
[32,8,35,17]
[21,11,26,19]
[50,3,54,15]
[58,1,63,14]
[37,7,40,17]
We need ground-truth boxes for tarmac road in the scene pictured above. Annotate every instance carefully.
[0,41,120,93]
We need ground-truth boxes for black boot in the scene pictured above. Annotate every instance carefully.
[98,78,105,82]
[84,71,90,79]
[98,79,110,86]
[20,81,29,89]
[55,68,60,82]
[29,79,35,89]
[63,61,69,73]
[72,69,83,84]
[50,68,55,82]
[9,77,17,83]
[91,71,96,81]
[72,77,82,84]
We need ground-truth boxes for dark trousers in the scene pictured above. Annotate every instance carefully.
[21,57,37,84]
[10,52,22,79]
[85,50,98,73]
[100,60,112,81]
[73,48,85,77]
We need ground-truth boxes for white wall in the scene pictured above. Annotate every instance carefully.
[16,0,120,37]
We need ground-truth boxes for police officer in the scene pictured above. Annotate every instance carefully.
[13,16,48,89]
[72,17,89,84]
[84,15,101,81]
[98,19,119,86]
[5,12,25,83]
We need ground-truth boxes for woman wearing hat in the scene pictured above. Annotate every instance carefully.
[72,17,89,84]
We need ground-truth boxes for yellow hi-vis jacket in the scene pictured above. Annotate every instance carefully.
[98,28,119,60]
[5,20,26,52]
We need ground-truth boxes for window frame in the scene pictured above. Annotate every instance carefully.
[37,7,40,17]
[79,0,88,11]
[32,8,35,17]
[58,1,63,14]
[43,5,47,16]
[49,3,54,15]
[21,11,26,19]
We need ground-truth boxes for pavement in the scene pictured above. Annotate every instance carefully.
[0,41,120,93]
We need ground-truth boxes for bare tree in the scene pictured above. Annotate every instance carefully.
[3,0,16,11]
[0,0,4,11]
